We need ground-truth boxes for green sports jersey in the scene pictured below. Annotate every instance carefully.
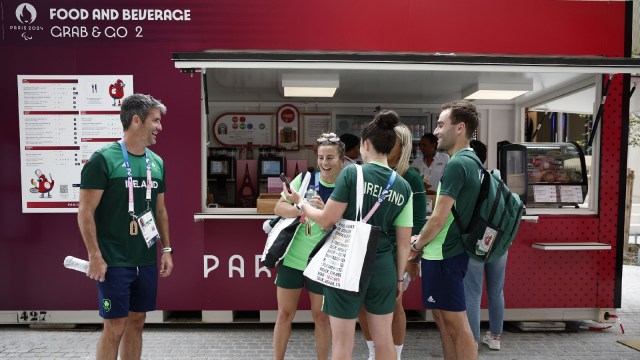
[423,148,481,260]
[80,142,166,267]
[281,172,335,271]
[403,166,427,236]
[330,162,413,253]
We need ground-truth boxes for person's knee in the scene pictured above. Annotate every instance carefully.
[103,318,127,337]
[127,312,146,331]
[276,307,296,323]
[441,313,469,337]
[312,310,330,329]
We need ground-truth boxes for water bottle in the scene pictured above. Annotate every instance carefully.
[64,256,89,273]
[305,188,318,208]
[401,271,411,292]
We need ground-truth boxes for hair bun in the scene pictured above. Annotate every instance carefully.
[374,109,400,130]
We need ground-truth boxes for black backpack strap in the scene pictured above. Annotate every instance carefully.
[488,179,504,225]
[451,206,466,233]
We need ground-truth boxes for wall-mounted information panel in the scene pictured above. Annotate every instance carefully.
[18,75,134,213]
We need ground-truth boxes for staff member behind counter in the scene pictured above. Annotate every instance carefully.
[412,133,449,195]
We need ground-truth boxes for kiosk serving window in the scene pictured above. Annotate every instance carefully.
[171,52,640,217]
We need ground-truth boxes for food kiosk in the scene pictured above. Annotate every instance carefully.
[1,0,639,324]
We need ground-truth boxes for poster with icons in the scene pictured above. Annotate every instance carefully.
[276,104,300,150]
[18,75,133,213]
[211,112,274,146]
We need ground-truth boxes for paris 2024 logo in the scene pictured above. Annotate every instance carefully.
[12,3,43,40]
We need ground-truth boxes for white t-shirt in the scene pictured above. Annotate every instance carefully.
[412,151,450,191]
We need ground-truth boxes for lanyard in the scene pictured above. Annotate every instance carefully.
[119,139,152,217]
[363,170,397,223]
[314,172,319,192]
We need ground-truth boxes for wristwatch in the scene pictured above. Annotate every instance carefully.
[410,239,423,252]
[162,247,173,254]
[294,201,305,213]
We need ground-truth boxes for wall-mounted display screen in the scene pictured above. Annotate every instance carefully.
[259,157,284,179]
[210,160,229,176]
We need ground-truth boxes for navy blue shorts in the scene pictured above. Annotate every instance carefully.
[421,252,469,312]
[97,265,158,319]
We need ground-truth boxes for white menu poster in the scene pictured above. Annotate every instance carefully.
[302,113,332,146]
[560,185,584,204]
[18,75,134,213]
[533,185,558,203]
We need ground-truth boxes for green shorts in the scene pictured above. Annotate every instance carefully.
[322,251,396,319]
[275,263,324,295]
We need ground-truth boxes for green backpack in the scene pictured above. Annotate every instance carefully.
[452,153,525,263]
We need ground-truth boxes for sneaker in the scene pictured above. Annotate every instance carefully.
[482,332,501,350]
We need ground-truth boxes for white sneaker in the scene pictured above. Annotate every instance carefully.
[482,332,501,350]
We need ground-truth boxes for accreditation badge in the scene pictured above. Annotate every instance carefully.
[136,209,160,248]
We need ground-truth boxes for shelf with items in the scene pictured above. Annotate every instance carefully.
[335,114,436,139]
[498,142,588,208]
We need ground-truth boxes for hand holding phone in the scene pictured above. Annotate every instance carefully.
[280,173,292,193]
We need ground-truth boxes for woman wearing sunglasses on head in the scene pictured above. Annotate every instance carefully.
[272,133,345,360]
[283,110,413,360]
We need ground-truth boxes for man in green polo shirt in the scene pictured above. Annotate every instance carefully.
[409,100,480,359]
[78,94,174,360]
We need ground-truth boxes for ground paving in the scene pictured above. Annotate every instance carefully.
[1,265,640,359]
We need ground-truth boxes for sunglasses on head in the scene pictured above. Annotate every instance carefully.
[317,136,340,143]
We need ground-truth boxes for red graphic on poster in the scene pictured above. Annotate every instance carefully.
[276,104,299,149]
[280,109,295,123]
[109,79,126,106]
[30,169,55,198]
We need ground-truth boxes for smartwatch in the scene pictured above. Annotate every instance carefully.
[162,247,173,254]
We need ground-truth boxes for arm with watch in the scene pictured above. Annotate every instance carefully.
[281,183,345,231]
[409,194,456,261]
[155,193,174,278]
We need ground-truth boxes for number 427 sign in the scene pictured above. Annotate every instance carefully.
[18,311,48,322]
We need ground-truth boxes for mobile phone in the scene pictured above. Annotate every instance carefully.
[280,173,292,193]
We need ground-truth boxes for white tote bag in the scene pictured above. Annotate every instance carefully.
[304,165,385,295]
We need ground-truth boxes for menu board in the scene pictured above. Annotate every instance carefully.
[18,75,133,213]
[212,113,274,146]
[302,113,332,146]
[533,185,557,203]
[560,185,584,204]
